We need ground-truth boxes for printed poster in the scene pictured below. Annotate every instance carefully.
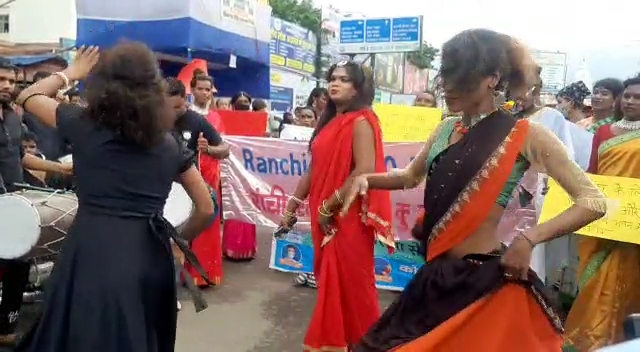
[221,0,256,26]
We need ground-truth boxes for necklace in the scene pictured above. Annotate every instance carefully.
[587,117,613,133]
[453,113,491,134]
[613,118,640,131]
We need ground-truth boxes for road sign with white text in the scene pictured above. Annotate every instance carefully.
[338,16,422,54]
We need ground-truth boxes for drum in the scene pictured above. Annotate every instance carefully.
[49,154,75,190]
[163,182,193,228]
[0,190,78,259]
[58,154,72,163]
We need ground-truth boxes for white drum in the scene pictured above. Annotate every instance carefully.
[163,182,193,228]
[58,154,72,163]
[0,190,78,259]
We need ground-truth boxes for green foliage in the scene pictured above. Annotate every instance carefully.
[270,0,321,32]
[406,41,439,70]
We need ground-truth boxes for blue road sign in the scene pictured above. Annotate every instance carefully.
[338,16,422,54]
[365,19,391,43]
[339,20,365,44]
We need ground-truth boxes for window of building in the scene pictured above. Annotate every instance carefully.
[0,15,9,34]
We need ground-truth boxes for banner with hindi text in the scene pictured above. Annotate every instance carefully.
[373,104,442,142]
[540,174,640,244]
[221,136,426,290]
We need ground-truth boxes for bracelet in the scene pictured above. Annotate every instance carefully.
[53,71,70,88]
[517,233,536,248]
[318,200,333,217]
[289,196,304,205]
[19,93,46,108]
[283,209,296,217]
[334,190,343,204]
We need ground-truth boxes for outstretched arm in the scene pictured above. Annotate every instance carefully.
[364,118,448,190]
[523,122,607,245]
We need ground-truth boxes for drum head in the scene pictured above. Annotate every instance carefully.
[0,194,41,259]
[58,154,72,163]
[164,182,193,227]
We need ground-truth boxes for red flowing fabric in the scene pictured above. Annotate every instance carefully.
[185,111,224,285]
[303,109,393,351]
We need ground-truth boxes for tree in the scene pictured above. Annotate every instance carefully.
[270,0,322,32]
[406,41,439,70]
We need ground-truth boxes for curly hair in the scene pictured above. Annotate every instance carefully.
[308,62,374,149]
[83,42,171,148]
[439,29,537,94]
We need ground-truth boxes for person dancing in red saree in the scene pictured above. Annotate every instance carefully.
[339,29,608,352]
[280,61,393,351]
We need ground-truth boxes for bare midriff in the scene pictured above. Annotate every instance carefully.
[446,204,505,258]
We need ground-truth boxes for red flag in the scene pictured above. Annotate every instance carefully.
[217,110,267,137]
[177,59,208,95]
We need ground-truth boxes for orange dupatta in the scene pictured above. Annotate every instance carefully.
[304,109,393,351]
[394,117,562,351]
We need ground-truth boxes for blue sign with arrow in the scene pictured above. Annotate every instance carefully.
[338,16,422,54]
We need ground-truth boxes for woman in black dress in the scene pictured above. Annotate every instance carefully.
[14,43,215,351]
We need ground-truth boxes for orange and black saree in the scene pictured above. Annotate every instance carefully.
[354,111,563,352]
[304,109,393,351]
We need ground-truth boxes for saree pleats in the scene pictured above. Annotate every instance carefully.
[394,283,561,352]
[563,238,640,351]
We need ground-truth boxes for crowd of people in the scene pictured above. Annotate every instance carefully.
[0,26,635,352]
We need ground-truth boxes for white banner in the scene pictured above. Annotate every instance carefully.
[221,136,424,240]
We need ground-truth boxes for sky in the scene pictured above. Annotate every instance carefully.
[313,0,640,81]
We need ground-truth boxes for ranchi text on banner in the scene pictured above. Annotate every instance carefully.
[220,136,424,240]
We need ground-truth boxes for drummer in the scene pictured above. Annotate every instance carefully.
[165,77,230,158]
[0,58,73,346]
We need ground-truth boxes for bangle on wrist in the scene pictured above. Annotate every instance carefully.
[318,200,333,217]
[518,233,536,248]
[289,196,304,205]
[53,71,70,89]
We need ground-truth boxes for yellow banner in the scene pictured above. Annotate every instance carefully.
[373,104,442,142]
[539,174,640,244]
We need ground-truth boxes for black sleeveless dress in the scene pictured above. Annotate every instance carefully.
[17,104,197,352]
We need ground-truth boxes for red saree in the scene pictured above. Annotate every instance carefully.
[184,111,224,285]
[354,112,563,352]
[304,109,393,351]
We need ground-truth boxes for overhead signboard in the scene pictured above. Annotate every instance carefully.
[532,50,567,95]
[338,16,422,54]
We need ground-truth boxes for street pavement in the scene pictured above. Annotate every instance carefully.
[175,227,397,352]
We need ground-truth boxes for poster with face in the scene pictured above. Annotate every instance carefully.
[371,53,405,93]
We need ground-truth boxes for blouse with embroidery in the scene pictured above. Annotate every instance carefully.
[414,117,606,213]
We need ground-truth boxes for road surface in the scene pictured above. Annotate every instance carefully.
[175,227,397,352]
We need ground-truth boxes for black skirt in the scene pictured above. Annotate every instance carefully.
[16,209,177,352]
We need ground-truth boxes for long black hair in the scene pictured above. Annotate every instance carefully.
[308,61,374,150]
